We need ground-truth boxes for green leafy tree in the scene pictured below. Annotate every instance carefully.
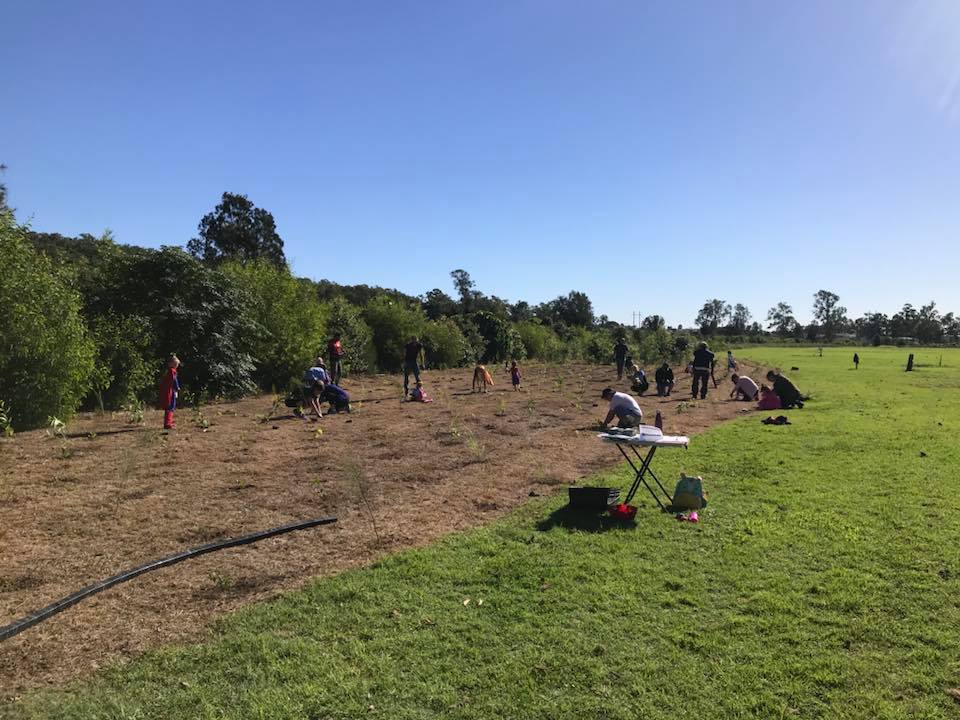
[422,288,459,320]
[516,321,563,361]
[326,296,375,375]
[421,318,470,368]
[766,302,798,337]
[188,192,285,267]
[364,295,427,370]
[641,315,665,331]
[450,269,475,314]
[726,303,752,335]
[695,299,731,335]
[471,311,517,363]
[222,260,329,390]
[812,290,847,341]
[88,312,154,410]
[87,246,258,398]
[0,211,95,429]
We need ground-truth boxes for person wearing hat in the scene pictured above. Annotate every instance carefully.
[600,387,643,429]
[691,341,715,400]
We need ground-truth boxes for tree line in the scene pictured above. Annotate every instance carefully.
[0,191,696,431]
[695,290,958,345]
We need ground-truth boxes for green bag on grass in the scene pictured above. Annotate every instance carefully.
[672,474,707,510]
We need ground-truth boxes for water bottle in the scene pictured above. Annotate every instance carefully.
[654,409,663,430]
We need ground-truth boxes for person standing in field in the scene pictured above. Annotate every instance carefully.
[691,342,715,400]
[853,352,860,369]
[600,387,643,429]
[655,362,674,396]
[159,354,181,430]
[327,333,345,385]
[510,360,522,391]
[614,338,628,380]
[729,373,759,401]
[727,350,737,371]
[403,336,425,397]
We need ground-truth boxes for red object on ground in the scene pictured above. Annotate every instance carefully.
[609,503,637,521]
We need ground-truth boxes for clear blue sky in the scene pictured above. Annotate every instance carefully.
[4,1,959,327]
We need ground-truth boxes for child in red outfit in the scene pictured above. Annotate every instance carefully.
[159,354,181,429]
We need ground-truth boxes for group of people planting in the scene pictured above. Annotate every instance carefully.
[600,340,806,429]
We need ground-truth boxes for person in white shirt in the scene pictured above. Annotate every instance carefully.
[729,373,759,401]
[600,387,643,428]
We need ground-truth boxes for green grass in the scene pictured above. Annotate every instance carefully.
[11,347,960,719]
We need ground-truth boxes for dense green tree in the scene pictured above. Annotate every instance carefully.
[421,317,470,368]
[422,288,459,320]
[695,299,731,335]
[87,246,258,398]
[510,301,533,323]
[450,269,475,313]
[325,296,375,375]
[641,315,665,331]
[812,290,847,341]
[364,295,427,370]
[0,211,96,429]
[516,320,563,361]
[222,260,328,390]
[726,303,752,335]
[88,312,154,410]
[187,192,285,267]
[766,302,797,337]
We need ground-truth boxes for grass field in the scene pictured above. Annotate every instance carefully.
[9,347,960,719]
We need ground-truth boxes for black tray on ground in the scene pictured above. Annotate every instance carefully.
[567,486,620,511]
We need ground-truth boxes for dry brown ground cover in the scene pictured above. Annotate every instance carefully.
[1,360,759,696]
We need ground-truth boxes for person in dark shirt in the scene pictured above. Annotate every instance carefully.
[691,342,715,399]
[614,338,628,380]
[403,336,425,397]
[766,369,804,408]
[655,363,674,396]
[853,352,860,369]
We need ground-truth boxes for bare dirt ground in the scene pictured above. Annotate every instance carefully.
[1,360,760,696]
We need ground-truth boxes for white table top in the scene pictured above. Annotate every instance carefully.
[598,432,689,447]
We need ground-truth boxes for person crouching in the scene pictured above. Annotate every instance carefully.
[729,373,759,401]
[600,387,643,429]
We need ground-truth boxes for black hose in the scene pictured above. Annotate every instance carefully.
[1,515,337,642]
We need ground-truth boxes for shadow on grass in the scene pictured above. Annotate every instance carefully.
[536,505,637,533]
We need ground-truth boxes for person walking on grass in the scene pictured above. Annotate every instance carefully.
[614,338,628,380]
[327,333,345,385]
[691,342,715,400]
[159,354,181,430]
[729,373,759,401]
[403,336,425,397]
[853,352,860,369]
[600,387,643,429]
[727,350,737,372]
[510,360,522,391]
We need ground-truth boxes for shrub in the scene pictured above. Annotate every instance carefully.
[421,317,470,368]
[364,295,426,370]
[325,296,375,375]
[516,321,564,361]
[222,261,328,390]
[0,211,95,429]
[88,312,155,410]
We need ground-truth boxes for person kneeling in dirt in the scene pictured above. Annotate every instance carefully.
[410,381,433,402]
[766,369,804,409]
[630,364,649,395]
[600,387,643,429]
[321,383,351,414]
[655,362,674,396]
[729,373,759,401]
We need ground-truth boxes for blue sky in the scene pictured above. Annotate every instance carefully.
[4,1,959,326]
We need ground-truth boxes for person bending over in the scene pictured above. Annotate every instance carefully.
[729,373,759,401]
[766,369,804,409]
[600,387,643,429]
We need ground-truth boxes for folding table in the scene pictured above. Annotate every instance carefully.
[598,431,689,511]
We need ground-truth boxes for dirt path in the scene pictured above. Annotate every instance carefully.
[1,361,759,696]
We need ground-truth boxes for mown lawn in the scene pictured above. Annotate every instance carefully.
[10,347,960,719]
